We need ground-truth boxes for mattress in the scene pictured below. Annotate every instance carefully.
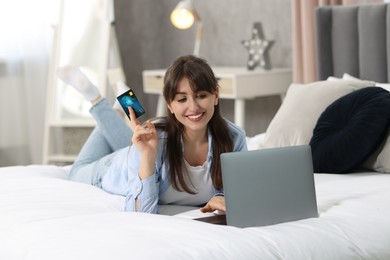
[1,164,389,259]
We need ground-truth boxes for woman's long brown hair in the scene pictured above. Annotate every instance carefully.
[155,55,233,194]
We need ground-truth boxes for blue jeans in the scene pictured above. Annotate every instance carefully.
[69,98,132,187]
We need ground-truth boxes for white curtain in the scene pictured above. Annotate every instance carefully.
[0,0,59,165]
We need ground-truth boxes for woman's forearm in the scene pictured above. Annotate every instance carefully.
[138,152,157,179]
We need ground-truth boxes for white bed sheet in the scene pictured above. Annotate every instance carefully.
[1,163,390,260]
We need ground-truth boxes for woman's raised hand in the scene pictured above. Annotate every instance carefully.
[128,106,158,157]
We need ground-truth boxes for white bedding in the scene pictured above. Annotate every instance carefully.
[1,163,390,259]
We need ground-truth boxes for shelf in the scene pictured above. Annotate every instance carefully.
[43,123,95,165]
[49,120,96,127]
[47,154,77,163]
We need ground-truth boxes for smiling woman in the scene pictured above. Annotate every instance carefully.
[55,54,247,215]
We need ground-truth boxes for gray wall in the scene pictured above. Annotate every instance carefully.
[114,0,292,136]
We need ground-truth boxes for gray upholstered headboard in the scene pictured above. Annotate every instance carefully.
[316,3,390,83]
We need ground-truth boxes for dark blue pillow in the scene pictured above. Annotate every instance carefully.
[309,87,390,173]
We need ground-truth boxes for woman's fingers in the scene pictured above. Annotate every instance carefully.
[145,120,156,133]
[132,120,156,143]
[128,106,140,129]
[200,204,212,213]
[134,125,152,136]
[200,196,226,213]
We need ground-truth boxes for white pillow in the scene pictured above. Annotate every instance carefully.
[326,76,341,81]
[342,73,367,81]
[260,79,374,149]
[376,83,390,92]
[363,132,390,173]
[246,133,266,151]
[343,73,390,91]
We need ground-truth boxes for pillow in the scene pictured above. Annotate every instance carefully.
[260,80,374,148]
[341,73,390,173]
[363,133,390,173]
[343,73,390,91]
[310,87,390,173]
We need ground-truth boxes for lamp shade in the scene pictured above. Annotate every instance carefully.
[169,0,202,56]
[170,0,195,29]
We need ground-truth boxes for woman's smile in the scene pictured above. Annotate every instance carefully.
[187,112,205,122]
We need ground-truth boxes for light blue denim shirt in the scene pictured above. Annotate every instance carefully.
[101,118,247,213]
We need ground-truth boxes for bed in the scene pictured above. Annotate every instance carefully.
[1,3,390,260]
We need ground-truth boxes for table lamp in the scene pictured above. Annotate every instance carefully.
[170,0,202,56]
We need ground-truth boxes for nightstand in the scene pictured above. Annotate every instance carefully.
[142,67,292,128]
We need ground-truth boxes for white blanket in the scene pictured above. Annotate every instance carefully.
[1,164,390,259]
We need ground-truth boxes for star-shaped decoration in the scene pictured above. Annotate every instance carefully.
[241,22,274,70]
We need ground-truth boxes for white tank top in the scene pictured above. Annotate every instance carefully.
[159,160,214,206]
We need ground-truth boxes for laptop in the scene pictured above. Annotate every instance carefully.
[195,145,318,228]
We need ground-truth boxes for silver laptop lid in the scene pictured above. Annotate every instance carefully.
[221,145,318,228]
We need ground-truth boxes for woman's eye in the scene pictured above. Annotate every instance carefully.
[177,98,186,103]
[196,93,207,99]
